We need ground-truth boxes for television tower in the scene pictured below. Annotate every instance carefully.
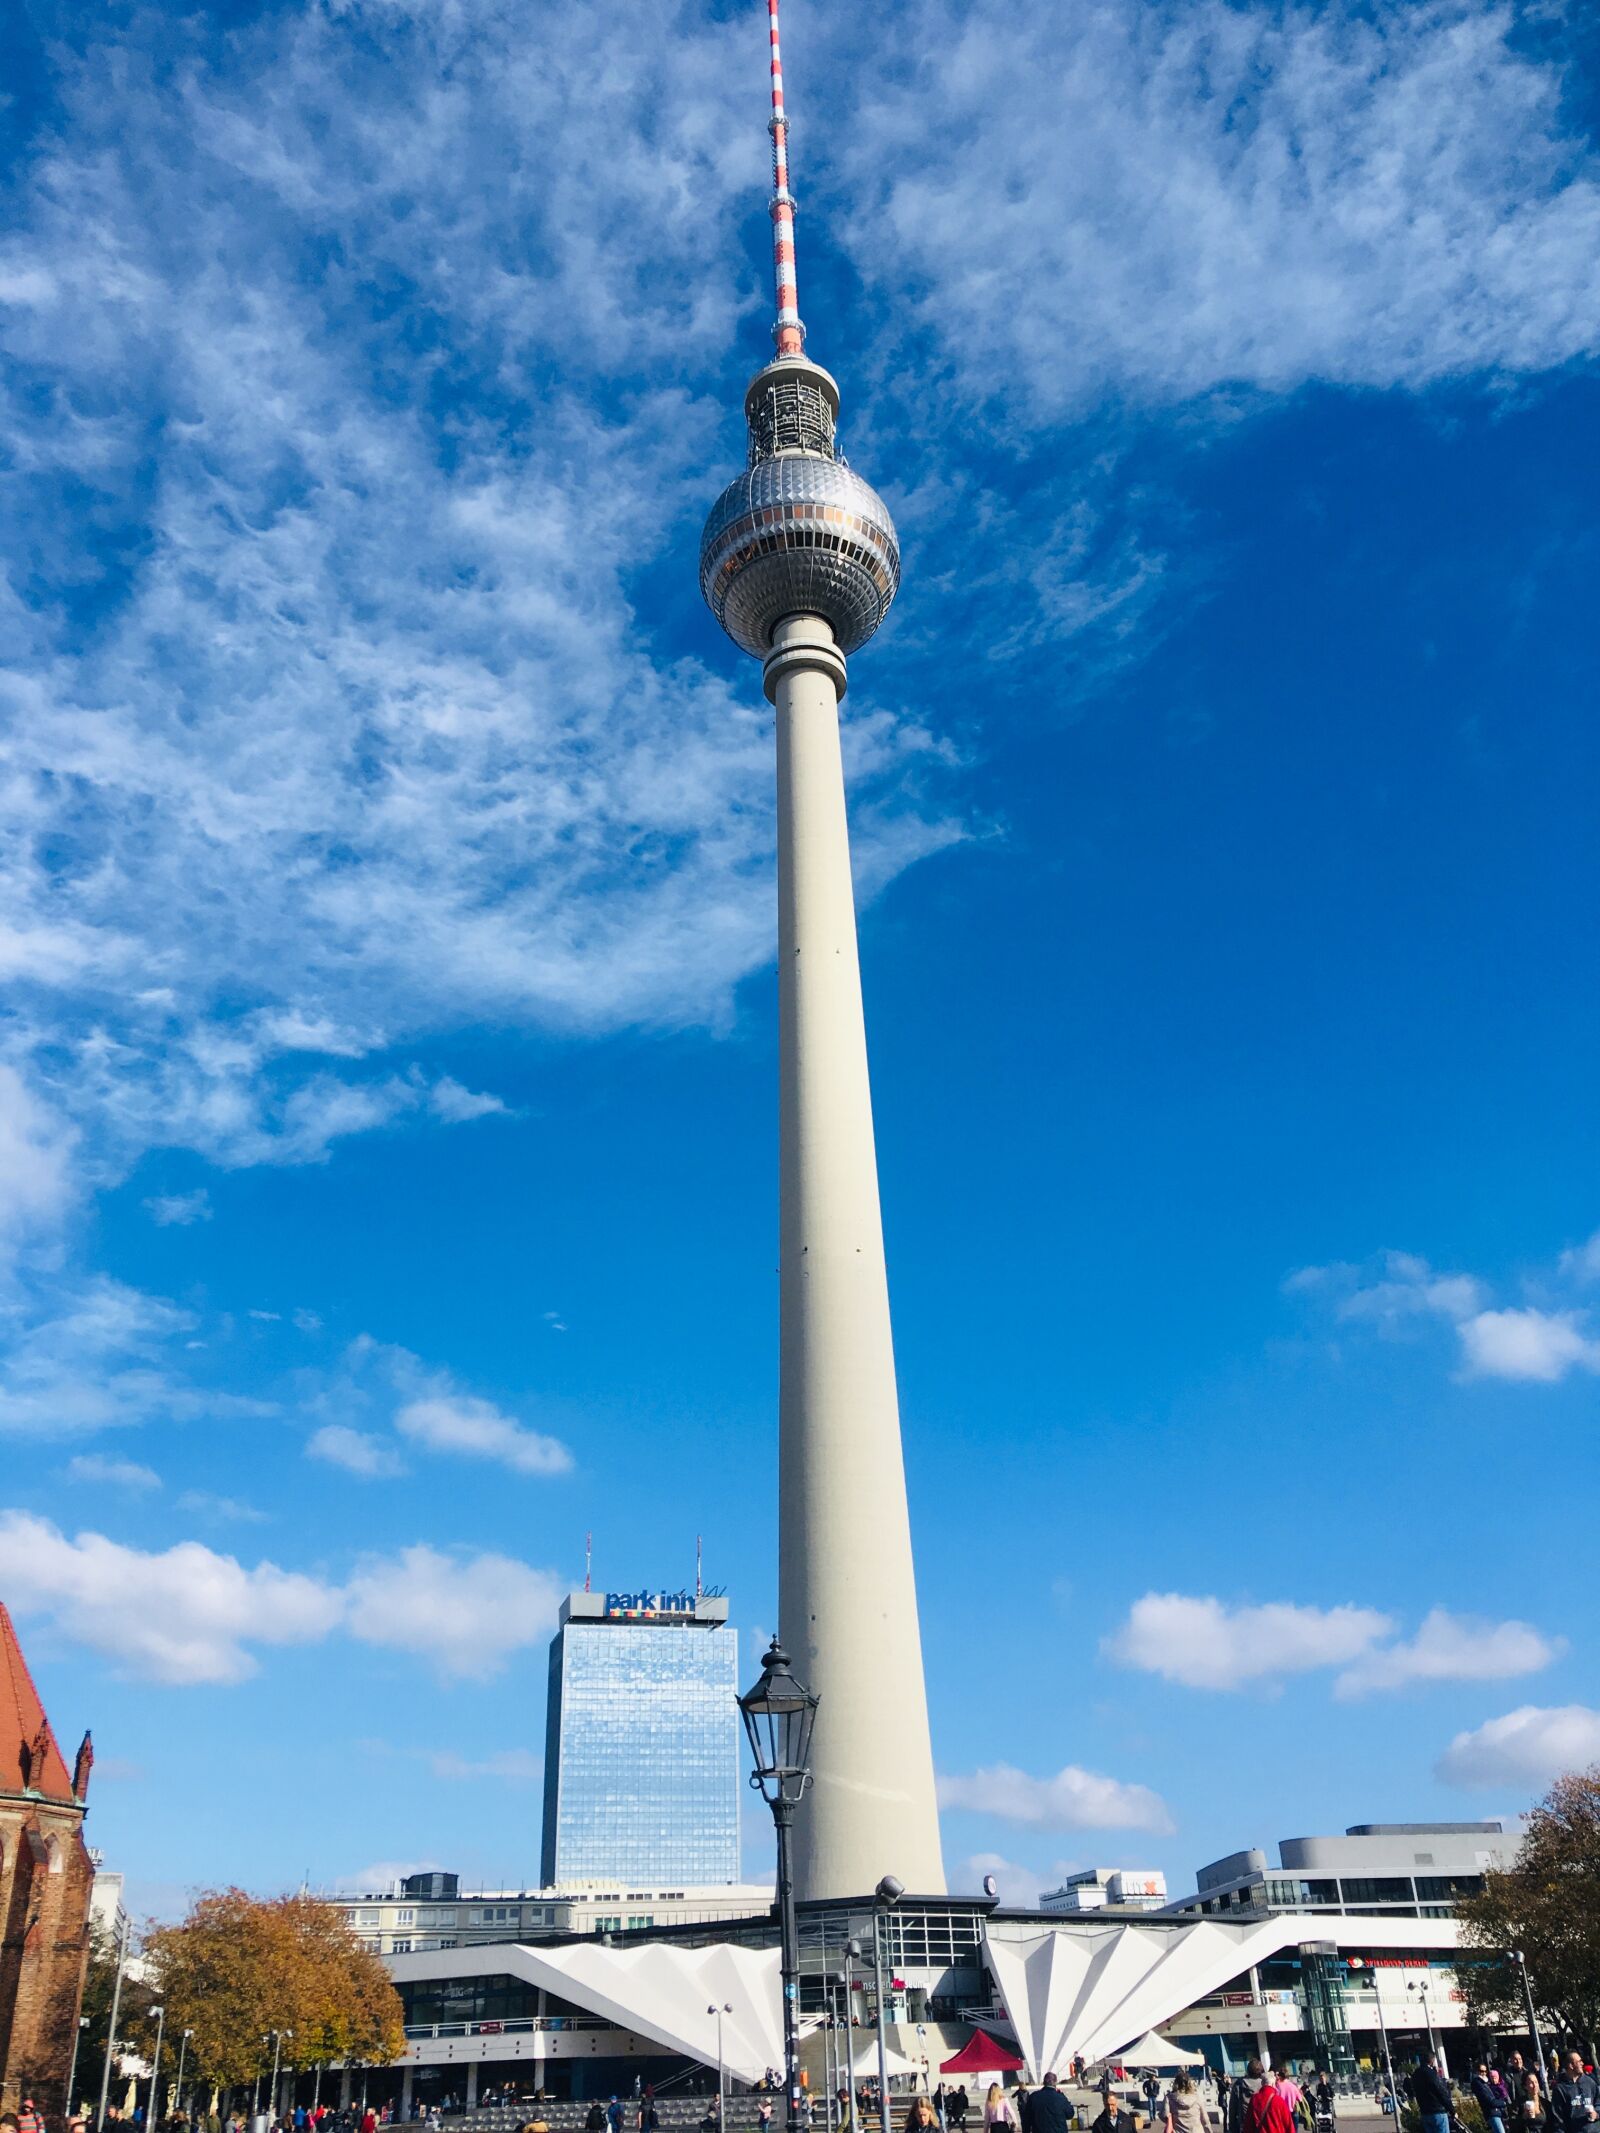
[699,0,945,1901]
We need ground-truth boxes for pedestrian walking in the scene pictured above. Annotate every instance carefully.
[1164,2074,1214,2133]
[1518,2078,1548,2129]
[984,2086,1018,2132]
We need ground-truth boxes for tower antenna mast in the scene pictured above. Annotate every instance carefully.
[766,0,804,356]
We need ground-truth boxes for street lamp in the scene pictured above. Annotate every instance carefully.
[840,1939,864,2131]
[174,2030,193,2122]
[872,1877,904,2133]
[708,2002,733,2129]
[739,1639,820,2133]
[268,2030,293,2125]
[1407,1978,1444,2077]
[1511,1951,1550,2092]
[97,1915,132,2133]
[148,2006,167,2130]
[67,2016,90,2119]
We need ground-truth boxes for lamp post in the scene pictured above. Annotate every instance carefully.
[1511,1951,1549,2092]
[707,2002,733,2129]
[739,1639,820,2133]
[174,2030,193,2122]
[872,1877,904,2133]
[1408,1979,1443,2077]
[269,2030,292,2125]
[67,2016,90,2118]
[1370,1973,1400,2121]
[97,1914,131,2133]
[842,1940,862,2130]
[148,2006,167,2129]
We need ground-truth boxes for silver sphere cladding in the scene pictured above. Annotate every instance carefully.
[699,455,900,659]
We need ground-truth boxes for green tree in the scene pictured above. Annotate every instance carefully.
[144,1891,404,2095]
[1456,1767,1600,2048]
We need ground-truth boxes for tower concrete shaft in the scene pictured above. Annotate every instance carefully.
[765,614,945,1902]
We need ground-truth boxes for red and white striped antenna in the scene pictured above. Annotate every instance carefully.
[766,0,804,356]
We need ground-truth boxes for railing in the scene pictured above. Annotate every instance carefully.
[403,2017,619,2041]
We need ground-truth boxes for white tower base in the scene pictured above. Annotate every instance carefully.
[766,612,946,1903]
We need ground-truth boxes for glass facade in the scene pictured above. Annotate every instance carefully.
[540,1616,739,1886]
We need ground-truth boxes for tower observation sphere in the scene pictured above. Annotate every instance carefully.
[696,0,945,1908]
[699,358,900,660]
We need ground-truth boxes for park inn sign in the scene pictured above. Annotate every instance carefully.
[604,1590,701,1620]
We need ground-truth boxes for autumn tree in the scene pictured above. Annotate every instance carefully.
[144,1891,405,2095]
[1456,1767,1600,2049]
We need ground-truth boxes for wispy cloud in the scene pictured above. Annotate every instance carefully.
[1287,1240,1600,1383]
[396,1395,572,1479]
[305,1425,406,1480]
[65,1452,162,1493]
[938,1760,1173,1834]
[0,1278,268,1438]
[835,0,1600,420]
[143,1190,212,1228]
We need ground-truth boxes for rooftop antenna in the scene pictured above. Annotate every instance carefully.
[696,1534,704,1601]
[766,0,804,356]
[584,1533,592,1594]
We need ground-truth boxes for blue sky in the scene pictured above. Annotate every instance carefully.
[1,0,1597,1919]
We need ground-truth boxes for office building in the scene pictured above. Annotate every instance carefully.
[1164,1819,1524,1921]
[1040,1869,1168,1914]
[539,1589,739,1888]
[328,1869,772,1958]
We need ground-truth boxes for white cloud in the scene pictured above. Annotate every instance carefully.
[143,1190,212,1227]
[395,1395,572,1478]
[176,1491,269,1525]
[305,1424,405,1479]
[1457,1307,1600,1383]
[837,0,1600,419]
[0,1278,263,1437]
[1288,1247,1600,1384]
[0,0,955,1216]
[0,1067,77,1265]
[1336,1608,1561,1697]
[1287,1250,1484,1329]
[428,1078,508,1125]
[345,1545,563,1683]
[1111,1591,1562,1701]
[0,1510,341,1685]
[1557,1230,1600,1286]
[952,1852,1064,1908]
[1107,1592,1393,1691]
[2,1511,563,1685]
[1437,1705,1600,1790]
[938,1761,1173,1834]
[65,1453,162,1493]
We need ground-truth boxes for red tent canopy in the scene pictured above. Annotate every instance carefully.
[941,2031,1025,2074]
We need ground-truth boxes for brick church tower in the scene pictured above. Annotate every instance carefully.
[0,1604,95,2118]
